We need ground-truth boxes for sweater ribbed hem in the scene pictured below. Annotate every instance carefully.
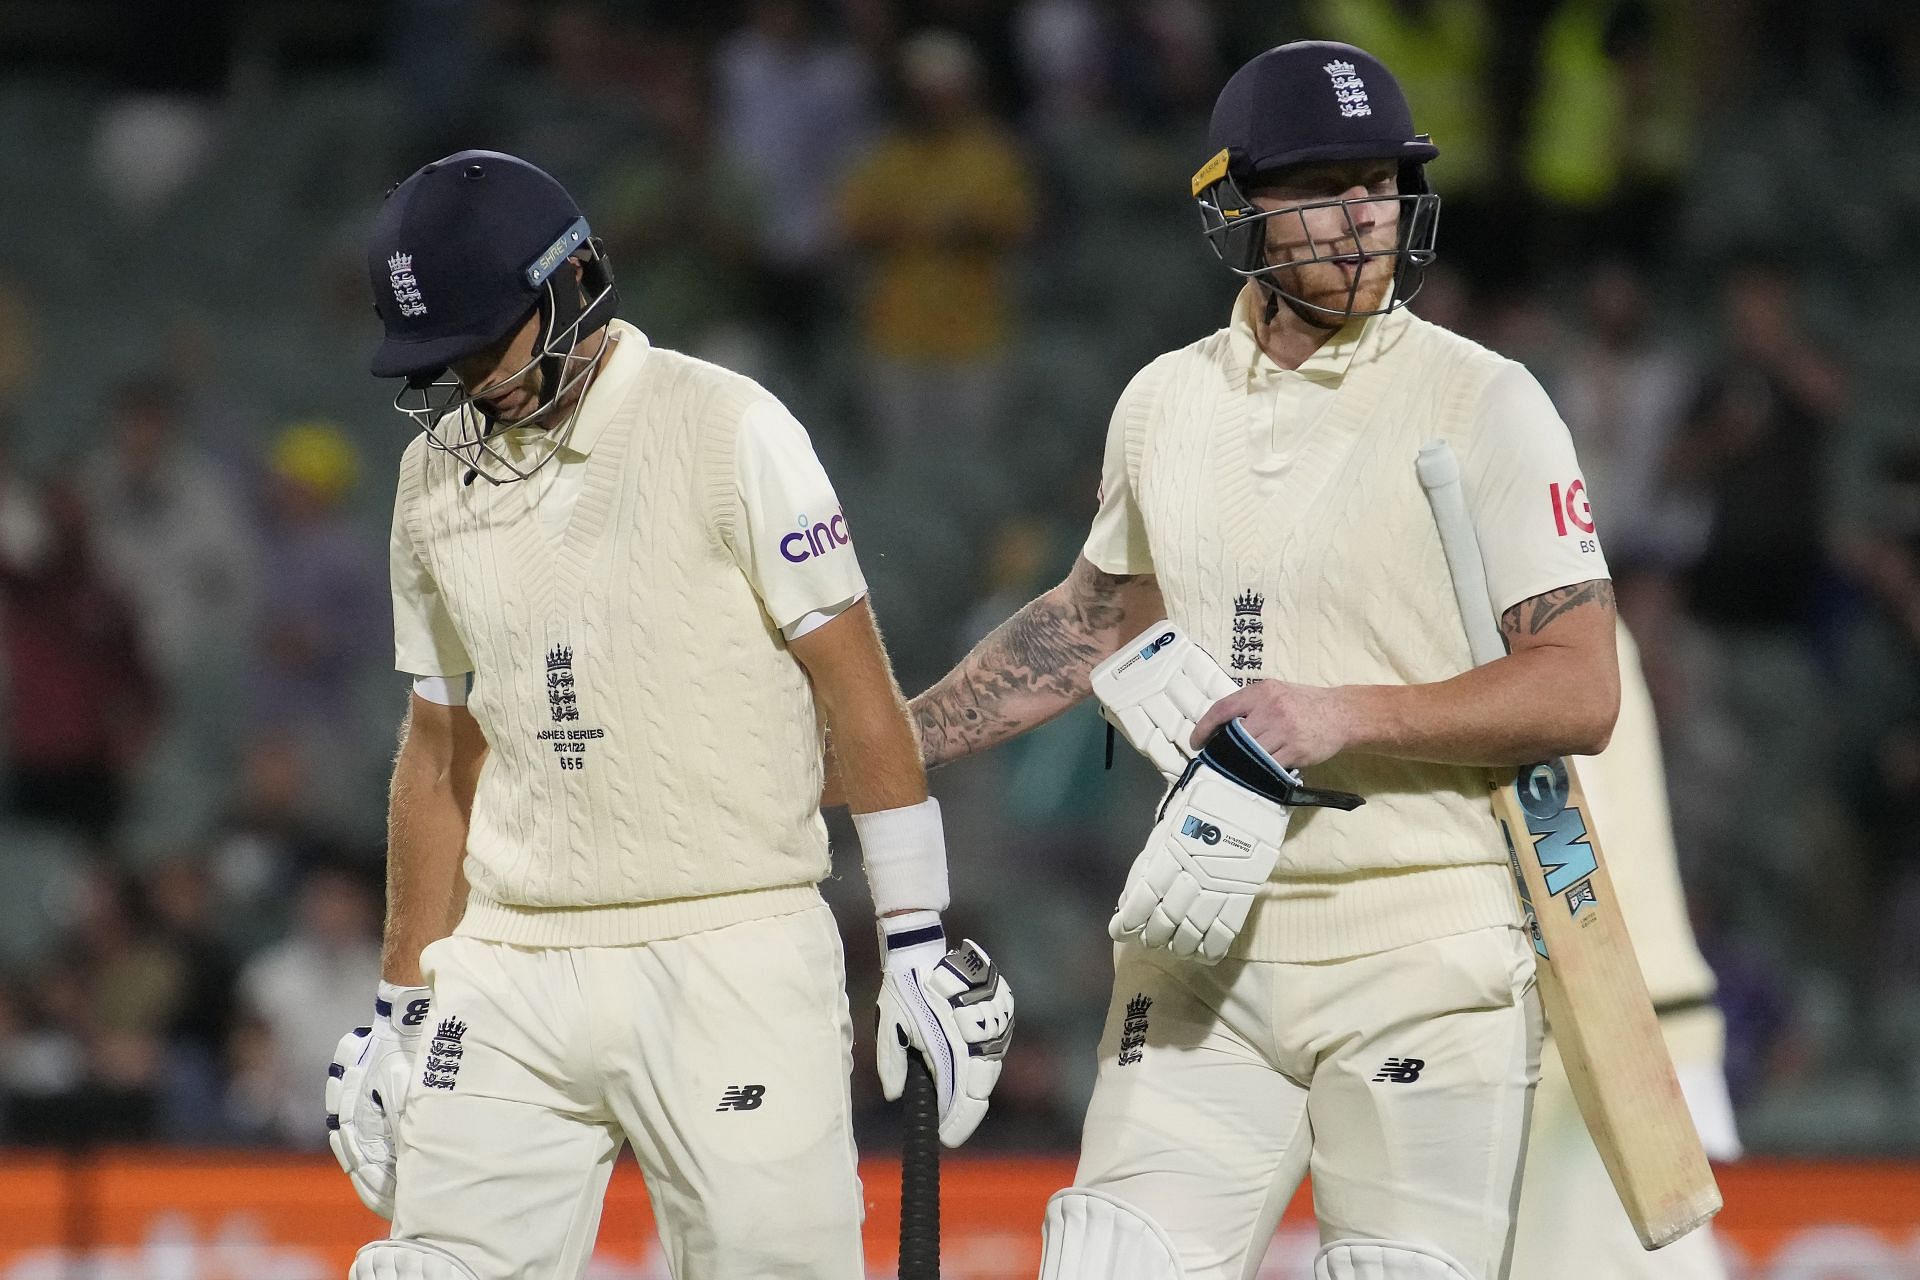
[455,884,823,947]
[1233,862,1522,962]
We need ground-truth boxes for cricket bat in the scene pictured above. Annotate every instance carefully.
[1416,440,1721,1249]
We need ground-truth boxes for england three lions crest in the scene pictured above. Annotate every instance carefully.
[421,1016,466,1091]
[1323,59,1372,118]
[388,253,428,318]
[1231,590,1265,678]
[536,641,605,770]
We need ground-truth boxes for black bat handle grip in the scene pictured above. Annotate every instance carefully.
[899,1049,941,1279]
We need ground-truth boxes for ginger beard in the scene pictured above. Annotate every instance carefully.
[1257,195,1402,322]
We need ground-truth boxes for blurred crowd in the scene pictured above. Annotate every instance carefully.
[0,0,1917,1156]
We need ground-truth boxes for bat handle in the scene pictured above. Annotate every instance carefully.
[899,1049,941,1279]
[1416,439,1505,667]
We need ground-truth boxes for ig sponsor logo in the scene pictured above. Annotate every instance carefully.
[780,511,851,564]
[1549,479,1595,536]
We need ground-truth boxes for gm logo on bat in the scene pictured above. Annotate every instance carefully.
[1181,816,1222,845]
[1513,759,1599,920]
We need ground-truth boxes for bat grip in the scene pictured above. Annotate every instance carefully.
[899,1049,941,1279]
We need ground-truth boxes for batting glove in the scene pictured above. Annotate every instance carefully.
[1091,621,1239,783]
[876,912,1015,1148]
[326,981,431,1218]
[1111,721,1363,963]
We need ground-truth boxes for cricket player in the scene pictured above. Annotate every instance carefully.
[910,43,1618,1280]
[322,151,1014,1280]
[1510,624,1740,1279]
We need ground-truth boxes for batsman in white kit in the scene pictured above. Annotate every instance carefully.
[322,150,1013,1280]
[911,42,1619,1280]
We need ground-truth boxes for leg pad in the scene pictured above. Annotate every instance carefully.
[1039,1187,1185,1280]
[1315,1239,1477,1280]
[350,1239,483,1280]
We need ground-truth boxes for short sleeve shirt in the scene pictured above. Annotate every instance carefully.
[391,398,867,681]
[1458,362,1610,615]
[1080,329,1608,609]
[727,399,867,630]
[390,477,472,678]
[1082,368,1159,577]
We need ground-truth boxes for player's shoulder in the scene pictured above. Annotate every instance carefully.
[644,345,783,421]
[1118,329,1230,409]
[1390,309,1513,375]
[1390,310,1554,415]
[395,426,448,495]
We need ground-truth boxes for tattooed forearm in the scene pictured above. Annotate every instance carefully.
[913,563,1145,767]
[1500,578,1615,641]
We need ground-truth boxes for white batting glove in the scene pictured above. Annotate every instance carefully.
[876,912,1015,1148]
[326,981,431,1219]
[1091,621,1239,782]
[1111,721,1363,963]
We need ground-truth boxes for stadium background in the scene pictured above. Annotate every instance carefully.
[2,0,1919,1274]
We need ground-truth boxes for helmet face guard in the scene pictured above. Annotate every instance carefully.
[1193,146,1440,325]
[391,220,619,485]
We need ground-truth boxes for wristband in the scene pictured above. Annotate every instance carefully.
[878,909,946,969]
[854,797,951,916]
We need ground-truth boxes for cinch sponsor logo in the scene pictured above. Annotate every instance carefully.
[780,511,851,563]
[1549,479,1595,536]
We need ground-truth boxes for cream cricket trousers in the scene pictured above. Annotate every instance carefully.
[1073,926,1541,1280]
[1510,1005,1738,1280]
[387,903,863,1279]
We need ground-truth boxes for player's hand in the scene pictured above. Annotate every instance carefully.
[326,982,431,1219]
[875,912,1015,1148]
[1191,679,1356,769]
[1113,721,1362,963]
[1091,621,1238,782]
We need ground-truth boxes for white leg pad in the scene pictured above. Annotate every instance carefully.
[350,1239,482,1280]
[1040,1187,1185,1280]
[1315,1239,1476,1280]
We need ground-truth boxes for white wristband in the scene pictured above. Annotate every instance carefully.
[853,797,951,916]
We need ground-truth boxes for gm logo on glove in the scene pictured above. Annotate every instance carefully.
[1181,816,1222,845]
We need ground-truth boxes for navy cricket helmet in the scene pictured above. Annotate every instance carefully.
[1192,41,1440,324]
[367,150,618,482]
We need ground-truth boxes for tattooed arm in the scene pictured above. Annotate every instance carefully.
[1193,579,1621,769]
[911,555,1165,768]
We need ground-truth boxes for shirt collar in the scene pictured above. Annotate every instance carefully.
[494,319,650,462]
[1227,283,1372,388]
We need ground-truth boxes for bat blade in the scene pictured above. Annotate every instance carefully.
[1417,438,1720,1250]
[1491,759,1721,1248]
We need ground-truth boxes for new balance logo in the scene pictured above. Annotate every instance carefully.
[1372,1057,1425,1083]
[716,1084,766,1112]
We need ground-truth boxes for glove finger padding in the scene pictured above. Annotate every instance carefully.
[1092,622,1238,782]
[877,918,1015,1148]
[1110,721,1364,964]
[327,983,431,1221]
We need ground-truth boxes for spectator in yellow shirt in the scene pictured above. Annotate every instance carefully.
[840,30,1034,467]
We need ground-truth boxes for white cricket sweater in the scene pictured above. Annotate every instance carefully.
[1092,297,1607,961]
[394,344,829,947]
